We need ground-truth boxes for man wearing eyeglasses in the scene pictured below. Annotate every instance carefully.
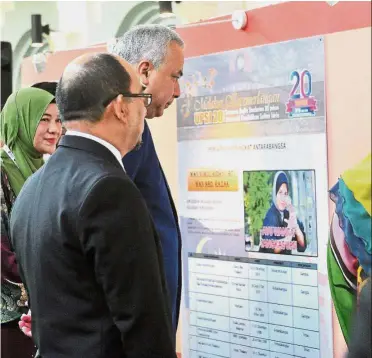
[10,53,176,358]
[111,24,184,337]
[20,24,185,346]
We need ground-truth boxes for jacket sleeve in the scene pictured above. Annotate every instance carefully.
[1,227,21,283]
[78,175,176,358]
[1,187,22,284]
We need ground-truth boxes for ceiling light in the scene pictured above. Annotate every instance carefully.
[31,14,50,48]
[159,2,175,18]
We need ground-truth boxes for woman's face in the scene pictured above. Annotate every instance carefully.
[276,183,289,211]
[33,103,62,155]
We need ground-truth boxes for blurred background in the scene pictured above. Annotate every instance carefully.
[0,1,280,108]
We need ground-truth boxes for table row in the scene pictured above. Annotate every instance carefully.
[189,293,320,331]
[189,257,318,286]
[189,275,319,309]
[190,324,320,348]
[190,346,318,358]
[190,309,319,333]
[189,336,320,358]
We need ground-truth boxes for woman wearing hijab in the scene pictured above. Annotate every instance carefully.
[1,87,62,358]
[259,171,307,255]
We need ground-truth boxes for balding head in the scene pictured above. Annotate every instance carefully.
[56,53,134,123]
[56,52,147,156]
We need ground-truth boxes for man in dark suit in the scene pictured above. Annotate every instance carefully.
[111,24,184,334]
[10,53,176,358]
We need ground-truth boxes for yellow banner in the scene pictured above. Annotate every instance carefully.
[188,169,239,192]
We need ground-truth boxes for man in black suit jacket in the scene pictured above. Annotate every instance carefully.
[10,53,176,358]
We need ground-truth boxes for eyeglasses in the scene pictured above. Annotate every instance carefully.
[103,93,152,108]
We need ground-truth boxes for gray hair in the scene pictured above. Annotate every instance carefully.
[110,24,184,69]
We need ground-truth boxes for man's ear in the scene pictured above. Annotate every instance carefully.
[137,60,153,88]
[112,95,129,124]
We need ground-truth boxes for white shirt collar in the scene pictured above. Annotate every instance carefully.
[64,130,125,171]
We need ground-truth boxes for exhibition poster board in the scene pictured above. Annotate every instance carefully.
[177,35,332,358]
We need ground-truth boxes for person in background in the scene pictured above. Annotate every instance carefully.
[110,24,184,334]
[1,87,62,358]
[15,82,60,338]
[31,82,57,96]
[31,82,66,136]
[10,53,176,358]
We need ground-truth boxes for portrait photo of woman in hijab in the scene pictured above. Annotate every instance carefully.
[259,171,308,255]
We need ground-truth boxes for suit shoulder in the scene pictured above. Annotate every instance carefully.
[90,173,135,191]
[13,167,43,200]
[78,173,142,215]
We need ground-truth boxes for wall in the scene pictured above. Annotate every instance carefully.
[326,27,372,187]
[0,0,282,49]
[1,1,281,90]
[0,1,60,89]
[0,1,59,50]
[0,1,137,88]
[0,1,136,50]
[174,1,281,24]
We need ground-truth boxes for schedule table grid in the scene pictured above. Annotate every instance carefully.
[187,254,320,358]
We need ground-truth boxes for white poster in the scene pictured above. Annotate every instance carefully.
[177,36,333,358]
